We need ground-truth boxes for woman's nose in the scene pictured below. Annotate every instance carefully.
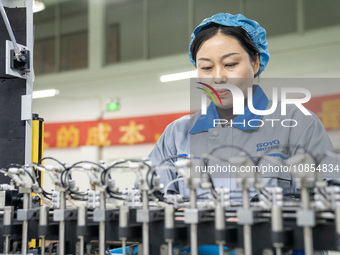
[214,67,228,84]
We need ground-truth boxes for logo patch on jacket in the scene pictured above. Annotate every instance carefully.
[256,140,280,152]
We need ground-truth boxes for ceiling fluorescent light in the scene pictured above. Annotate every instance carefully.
[33,0,46,13]
[160,70,197,83]
[33,89,59,99]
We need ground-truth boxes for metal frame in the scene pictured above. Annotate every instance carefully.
[1,1,33,166]
[25,0,33,166]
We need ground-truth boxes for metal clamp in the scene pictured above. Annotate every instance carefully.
[237,209,254,225]
[53,209,78,221]
[17,208,39,221]
[297,210,315,227]
[136,208,163,223]
[93,208,118,222]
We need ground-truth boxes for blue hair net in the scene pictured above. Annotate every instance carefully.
[189,13,270,77]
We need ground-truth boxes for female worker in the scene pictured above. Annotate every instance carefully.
[150,13,337,198]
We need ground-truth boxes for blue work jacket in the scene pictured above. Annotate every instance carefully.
[149,86,338,198]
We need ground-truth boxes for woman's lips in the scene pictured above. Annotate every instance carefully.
[216,89,230,97]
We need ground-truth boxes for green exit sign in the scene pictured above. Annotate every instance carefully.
[106,102,120,112]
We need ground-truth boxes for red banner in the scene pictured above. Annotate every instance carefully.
[44,112,189,148]
[305,94,340,131]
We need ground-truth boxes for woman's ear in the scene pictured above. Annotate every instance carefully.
[253,55,260,75]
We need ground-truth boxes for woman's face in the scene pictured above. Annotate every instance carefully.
[196,33,259,109]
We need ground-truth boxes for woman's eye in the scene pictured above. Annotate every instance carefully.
[201,66,212,70]
[225,63,237,67]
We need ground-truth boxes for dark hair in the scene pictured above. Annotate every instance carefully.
[190,23,260,66]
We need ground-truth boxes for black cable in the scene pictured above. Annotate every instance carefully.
[69,190,87,196]
[196,192,211,199]
[35,157,63,182]
[158,155,190,166]
[60,168,69,188]
[36,157,68,193]
[206,144,317,192]
[200,145,254,196]
[42,189,52,200]
[107,191,125,200]
[200,145,254,199]
[38,157,67,168]
[102,159,151,190]
[105,182,127,201]
[60,161,106,192]
[24,169,36,184]
[148,155,190,190]
[202,157,217,199]
[32,162,61,198]
[208,144,255,164]
[5,163,24,169]
[64,161,106,187]
[69,193,87,201]
[101,160,128,185]
[43,190,52,196]
[68,161,106,171]
[4,163,36,186]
